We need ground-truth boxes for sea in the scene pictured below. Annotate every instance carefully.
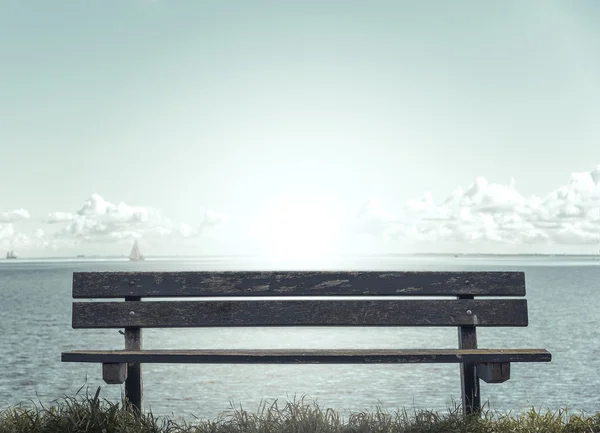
[1,255,599,420]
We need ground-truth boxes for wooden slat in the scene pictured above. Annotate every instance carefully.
[61,348,552,364]
[72,299,528,328]
[72,271,526,298]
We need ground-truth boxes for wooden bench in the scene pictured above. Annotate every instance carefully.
[61,270,551,415]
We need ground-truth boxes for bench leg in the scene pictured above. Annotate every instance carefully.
[458,325,480,415]
[124,295,143,413]
[125,326,143,412]
[125,359,142,412]
[460,359,480,415]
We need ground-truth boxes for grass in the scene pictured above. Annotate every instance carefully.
[1,388,600,433]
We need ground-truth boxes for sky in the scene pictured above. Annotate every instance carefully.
[1,0,600,257]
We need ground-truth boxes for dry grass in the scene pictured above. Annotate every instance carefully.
[1,388,599,433]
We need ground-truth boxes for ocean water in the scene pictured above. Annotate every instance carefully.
[1,255,599,419]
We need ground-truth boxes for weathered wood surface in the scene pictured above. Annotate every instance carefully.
[72,299,529,328]
[72,271,526,298]
[477,362,511,383]
[61,348,552,364]
[458,295,480,415]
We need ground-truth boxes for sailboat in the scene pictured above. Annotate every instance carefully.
[6,250,17,259]
[129,240,145,261]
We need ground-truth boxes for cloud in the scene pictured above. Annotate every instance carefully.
[0,208,30,223]
[47,194,225,242]
[0,223,15,241]
[0,223,47,251]
[0,210,33,250]
[45,212,75,223]
[1,195,226,254]
[355,165,600,248]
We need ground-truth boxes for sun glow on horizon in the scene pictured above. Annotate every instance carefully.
[257,199,341,260]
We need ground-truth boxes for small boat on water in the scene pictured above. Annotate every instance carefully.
[6,250,17,259]
[129,240,145,261]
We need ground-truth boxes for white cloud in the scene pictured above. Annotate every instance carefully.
[47,194,225,243]
[0,223,14,241]
[0,208,30,223]
[1,195,226,256]
[0,209,35,252]
[355,165,600,248]
[0,223,48,252]
[45,212,75,223]
[5,166,600,255]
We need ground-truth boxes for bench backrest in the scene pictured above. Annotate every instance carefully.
[71,271,528,329]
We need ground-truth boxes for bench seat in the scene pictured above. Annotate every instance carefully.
[62,348,551,364]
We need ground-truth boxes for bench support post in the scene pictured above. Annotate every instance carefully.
[125,296,143,413]
[458,295,480,416]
